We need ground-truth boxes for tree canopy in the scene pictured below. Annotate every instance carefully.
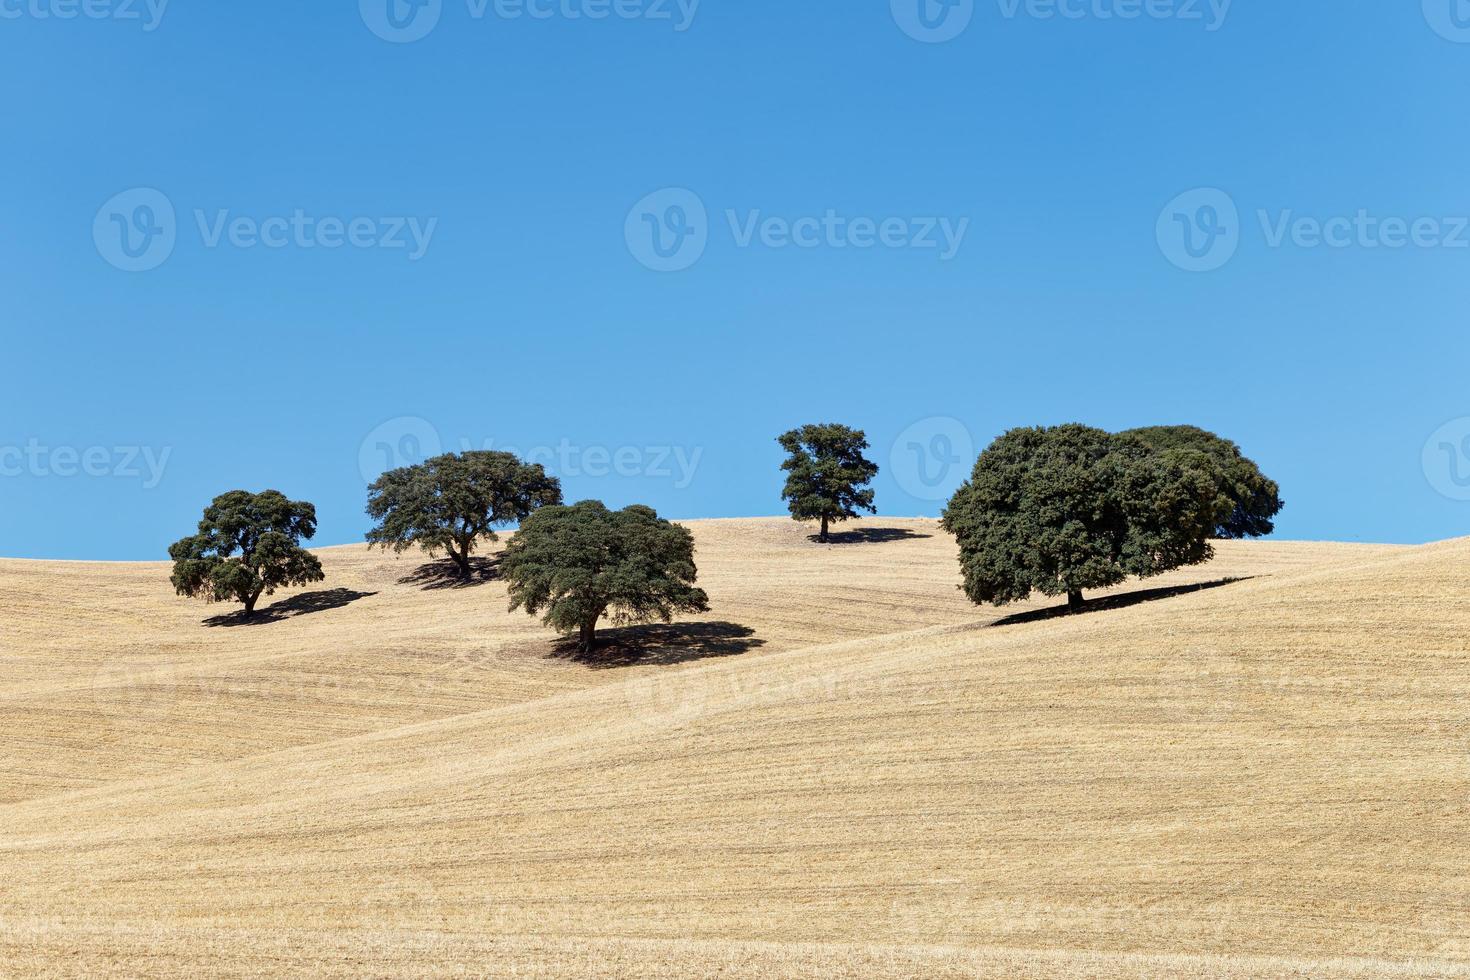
[168,490,325,617]
[941,424,1237,612]
[1124,425,1284,538]
[365,451,562,577]
[502,500,710,652]
[777,423,879,542]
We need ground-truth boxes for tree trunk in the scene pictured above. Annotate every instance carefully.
[243,589,261,618]
[447,542,471,578]
[578,618,597,654]
[819,515,830,543]
[1067,589,1084,613]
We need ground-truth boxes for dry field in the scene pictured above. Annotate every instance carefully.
[0,518,1465,977]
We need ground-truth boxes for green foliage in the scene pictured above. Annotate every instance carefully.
[365,451,562,576]
[168,490,325,617]
[777,423,879,542]
[941,425,1234,610]
[502,500,710,652]
[1124,425,1284,538]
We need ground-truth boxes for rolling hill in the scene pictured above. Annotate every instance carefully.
[0,518,1464,977]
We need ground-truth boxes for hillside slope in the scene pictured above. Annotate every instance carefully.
[2,521,1463,977]
[0,518,1361,805]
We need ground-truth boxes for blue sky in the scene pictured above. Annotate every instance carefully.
[4,1,1470,558]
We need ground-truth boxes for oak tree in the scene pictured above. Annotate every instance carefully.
[941,425,1234,612]
[502,500,710,653]
[366,451,562,578]
[169,490,326,618]
[1125,425,1284,538]
[777,423,879,543]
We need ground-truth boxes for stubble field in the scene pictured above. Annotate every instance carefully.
[0,518,1465,977]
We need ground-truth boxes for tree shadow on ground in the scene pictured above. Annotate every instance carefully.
[987,577,1254,628]
[397,556,502,591]
[551,621,766,669]
[808,527,933,545]
[204,588,378,628]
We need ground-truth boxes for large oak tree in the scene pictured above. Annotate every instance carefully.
[366,451,562,578]
[169,490,325,618]
[777,423,879,543]
[1124,425,1284,538]
[941,425,1240,612]
[502,500,710,653]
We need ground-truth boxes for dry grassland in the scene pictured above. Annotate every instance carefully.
[0,518,1464,977]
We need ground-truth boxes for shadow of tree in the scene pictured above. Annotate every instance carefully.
[987,577,1253,628]
[204,588,378,628]
[551,621,766,669]
[397,556,502,591]
[808,527,933,545]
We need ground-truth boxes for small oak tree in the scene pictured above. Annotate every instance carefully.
[502,500,710,653]
[941,425,1233,612]
[777,423,879,543]
[1124,425,1284,538]
[365,451,562,578]
[169,490,326,618]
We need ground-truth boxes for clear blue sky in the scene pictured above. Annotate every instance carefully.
[4,1,1470,559]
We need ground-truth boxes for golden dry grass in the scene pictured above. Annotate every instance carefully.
[1,518,1465,978]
